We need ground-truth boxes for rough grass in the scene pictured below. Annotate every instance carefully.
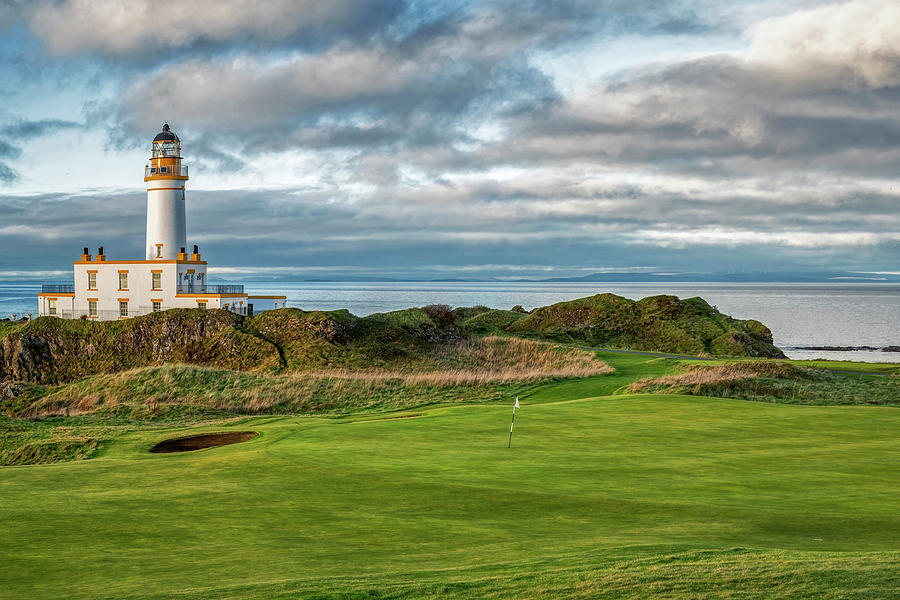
[0,416,100,465]
[12,337,611,421]
[631,361,900,406]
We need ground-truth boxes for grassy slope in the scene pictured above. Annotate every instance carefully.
[788,359,900,374]
[629,361,900,406]
[1,352,898,599]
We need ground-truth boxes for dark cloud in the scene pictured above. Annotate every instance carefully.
[67,0,715,161]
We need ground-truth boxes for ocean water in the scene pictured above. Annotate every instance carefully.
[5,281,899,363]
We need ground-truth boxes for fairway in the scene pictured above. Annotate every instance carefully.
[1,391,898,599]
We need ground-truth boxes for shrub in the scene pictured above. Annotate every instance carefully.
[423,304,454,327]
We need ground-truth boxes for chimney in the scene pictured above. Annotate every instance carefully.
[96,246,105,261]
[177,246,188,261]
[190,244,201,261]
[81,247,92,261]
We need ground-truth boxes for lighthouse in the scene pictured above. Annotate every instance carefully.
[144,123,188,260]
[36,123,287,320]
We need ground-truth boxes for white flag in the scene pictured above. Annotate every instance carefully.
[514,397,520,409]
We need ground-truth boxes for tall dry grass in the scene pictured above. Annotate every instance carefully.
[629,362,807,393]
[308,336,612,385]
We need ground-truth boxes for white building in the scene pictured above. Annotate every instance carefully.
[38,124,287,321]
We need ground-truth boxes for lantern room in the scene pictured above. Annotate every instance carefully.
[144,123,188,181]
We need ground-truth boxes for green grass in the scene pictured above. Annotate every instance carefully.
[1,387,898,599]
[788,359,900,374]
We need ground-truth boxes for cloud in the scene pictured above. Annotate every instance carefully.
[25,0,405,57]
[748,0,900,88]
[83,0,714,159]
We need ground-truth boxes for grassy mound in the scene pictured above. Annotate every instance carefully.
[1,436,98,466]
[505,294,783,357]
[631,361,900,405]
[459,308,527,334]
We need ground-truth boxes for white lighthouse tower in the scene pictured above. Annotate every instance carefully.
[144,123,187,260]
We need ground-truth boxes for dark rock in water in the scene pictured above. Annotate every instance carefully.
[794,346,880,352]
[882,346,900,352]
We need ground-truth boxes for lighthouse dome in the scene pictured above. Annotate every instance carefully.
[153,123,180,143]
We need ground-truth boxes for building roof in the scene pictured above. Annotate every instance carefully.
[153,123,180,143]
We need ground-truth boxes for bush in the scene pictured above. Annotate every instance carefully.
[423,304,454,327]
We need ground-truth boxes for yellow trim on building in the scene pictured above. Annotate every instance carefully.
[144,176,189,182]
[37,292,74,297]
[73,260,207,265]
[247,295,288,299]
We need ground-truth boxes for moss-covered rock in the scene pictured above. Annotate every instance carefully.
[506,294,783,358]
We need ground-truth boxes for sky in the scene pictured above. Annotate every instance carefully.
[0,0,898,281]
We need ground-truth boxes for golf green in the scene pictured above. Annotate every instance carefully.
[1,394,898,599]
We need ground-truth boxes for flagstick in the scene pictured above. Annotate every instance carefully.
[507,396,519,448]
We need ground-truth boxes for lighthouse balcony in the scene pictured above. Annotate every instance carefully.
[176,284,245,295]
[145,164,189,178]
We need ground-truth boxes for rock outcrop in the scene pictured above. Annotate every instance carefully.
[461,294,785,358]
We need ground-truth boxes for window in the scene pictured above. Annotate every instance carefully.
[152,301,161,312]
[156,246,162,258]
[87,272,96,290]
[48,299,57,316]
[197,301,206,309]
[159,166,168,174]
[152,272,162,289]
[119,301,128,317]
[88,301,97,317]
[118,272,128,290]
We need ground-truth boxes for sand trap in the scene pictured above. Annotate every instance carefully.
[149,431,258,453]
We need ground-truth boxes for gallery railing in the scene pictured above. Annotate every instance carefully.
[41,283,75,293]
[144,164,189,178]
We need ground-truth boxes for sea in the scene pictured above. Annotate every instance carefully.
[4,281,898,363]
